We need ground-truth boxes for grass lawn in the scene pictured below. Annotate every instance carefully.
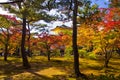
[0,56,120,80]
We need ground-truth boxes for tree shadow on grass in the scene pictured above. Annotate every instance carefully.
[86,64,120,74]
[29,58,74,73]
[88,74,120,80]
[0,57,74,80]
[27,70,69,80]
[109,62,120,67]
[87,65,103,70]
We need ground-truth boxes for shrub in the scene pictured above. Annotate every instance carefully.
[64,47,73,59]
[51,49,60,57]
[87,52,96,60]
[78,49,88,58]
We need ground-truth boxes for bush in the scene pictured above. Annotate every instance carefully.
[64,47,73,59]
[51,49,60,57]
[78,49,88,58]
[87,52,96,60]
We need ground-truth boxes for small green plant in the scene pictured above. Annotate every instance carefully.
[87,52,96,60]
[78,49,88,58]
[51,49,60,57]
[64,47,73,59]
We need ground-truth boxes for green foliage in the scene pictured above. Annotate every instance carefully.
[51,49,60,57]
[78,49,87,58]
[2,0,54,23]
[61,29,72,35]
[64,47,73,59]
[87,52,97,60]
[77,1,99,24]
[78,49,97,59]
[89,74,120,80]
[104,31,116,40]
[0,16,13,28]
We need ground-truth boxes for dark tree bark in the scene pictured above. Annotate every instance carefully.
[46,44,50,61]
[21,15,31,69]
[4,43,8,61]
[72,0,81,77]
[27,22,31,57]
[48,50,50,61]
[104,51,108,68]
[4,29,10,61]
[72,0,87,78]
[4,43,9,61]
[0,0,23,4]
[104,50,112,68]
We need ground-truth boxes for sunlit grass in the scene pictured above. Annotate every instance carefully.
[0,56,120,80]
[80,57,120,76]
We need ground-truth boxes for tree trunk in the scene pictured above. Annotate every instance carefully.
[104,58,109,68]
[48,50,50,61]
[4,29,9,61]
[4,44,8,61]
[103,48,109,68]
[72,0,87,79]
[27,22,31,57]
[72,0,81,77]
[46,44,50,61]
[104,51,112,68]
[21,16,31,69]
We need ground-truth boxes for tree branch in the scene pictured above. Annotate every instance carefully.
[0,0,23,4]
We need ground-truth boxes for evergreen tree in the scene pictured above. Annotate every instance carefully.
[1,0,51,68]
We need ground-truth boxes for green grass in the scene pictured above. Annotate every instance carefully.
[0,56,120,80]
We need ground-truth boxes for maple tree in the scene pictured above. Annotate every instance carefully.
[9,26,22,56]
[77,24,95,52]
[0,0,119,78]
[0,14,18,61]
[98,8,120,31]
[37,32,64,61]
[89,6,120,67]
[1,0,53,68]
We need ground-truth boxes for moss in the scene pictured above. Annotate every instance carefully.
[0,56,120,80]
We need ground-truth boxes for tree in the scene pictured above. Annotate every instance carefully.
[0,14,17,61]
[38,31,62,61]
[77,24,95,52]
[73,0,86,78]
[26,13,55,57]
[72,0,80,77]
[89,6,120,68]
[1,0,48,68]
[2,0,56,68]
[100,8,120,68]
[9,26,22,57]
[109,0,120,7]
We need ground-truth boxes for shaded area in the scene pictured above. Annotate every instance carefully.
[0,56,73,80]
[0,56,120,80]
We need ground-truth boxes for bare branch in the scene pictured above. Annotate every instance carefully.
[0,0,23,4]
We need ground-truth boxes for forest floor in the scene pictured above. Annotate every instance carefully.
[0,56,120,80]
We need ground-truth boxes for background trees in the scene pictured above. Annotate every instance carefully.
[1,0,53,68]
[0,0,120,79]
[0,14,18,61]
